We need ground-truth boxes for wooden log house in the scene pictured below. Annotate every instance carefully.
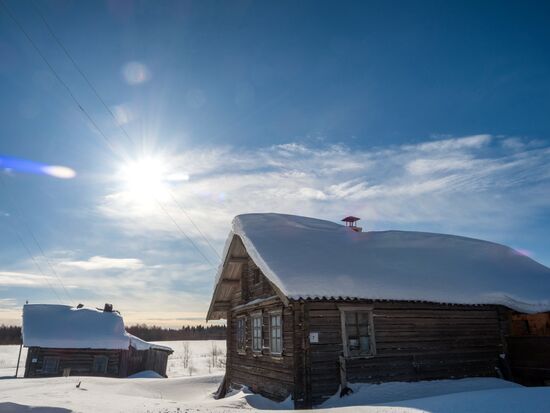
[22,303,173,378]
[207,213,550,408]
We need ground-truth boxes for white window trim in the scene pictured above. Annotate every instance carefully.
[339,305,376,359]
[251,311,263,353]
[236,315,247,354]
[269,310,283,356]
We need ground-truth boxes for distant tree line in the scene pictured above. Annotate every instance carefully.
[0,325,21,345]
[0,324,226,345]
[126,324,226,341]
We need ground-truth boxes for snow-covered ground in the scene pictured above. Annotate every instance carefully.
[1,340,550,412]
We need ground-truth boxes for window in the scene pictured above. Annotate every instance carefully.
[269,312,282,355]
[42,356,59,374]
[340,308,375,358]
[92,355,108,374]
[236,316,246,353]
[251,312,262,352]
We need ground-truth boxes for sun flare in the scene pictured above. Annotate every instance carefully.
[118,156,170,202]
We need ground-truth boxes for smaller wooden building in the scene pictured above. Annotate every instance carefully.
[22,304,173,378]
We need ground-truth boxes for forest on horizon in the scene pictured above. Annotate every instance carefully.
[0,324,226,345]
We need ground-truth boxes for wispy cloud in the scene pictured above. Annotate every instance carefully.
[0,271,54,287]
[99,134,550,240]
[59,256,144,271]
[0,298,18,308]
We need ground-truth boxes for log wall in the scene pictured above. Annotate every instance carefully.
[228,299,295,401]
[303,301,506,406]
[24,347,171,378]
[226,257,295,401]
[124,347,171,377]
[24,347,122,378]
[507,336,550,385]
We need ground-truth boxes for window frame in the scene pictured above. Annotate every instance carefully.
[236,315,247,354]
[92,355,109,374]
[339,305,376,359]
[251,311,263,353]
[269,310,283,356]
[42,356,60,374]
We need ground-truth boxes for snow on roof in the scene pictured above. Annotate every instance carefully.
[22,304,173,352]
[128,334,173,352]
[219,213,550,313]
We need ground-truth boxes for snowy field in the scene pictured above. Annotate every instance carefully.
[1,340,550,412]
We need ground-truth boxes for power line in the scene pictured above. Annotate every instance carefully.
[167,191,221,260]
[155,199,217,268]
[0,175,72,302]
[3,0,220,272]
[9,224,63,304]
[0,177,63,303]
[0,0,119,155]
[31,0,135,150]
[31,2,221,261]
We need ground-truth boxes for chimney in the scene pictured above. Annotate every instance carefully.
[342,216,362,232]
[103,303,113,312]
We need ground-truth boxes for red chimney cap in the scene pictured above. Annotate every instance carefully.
[342,216,360,223]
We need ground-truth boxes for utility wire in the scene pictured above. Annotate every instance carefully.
[31,0,135,150]
[155,199,217,268]
[31,1,221,261]
[9,224,63,304]
[3,1,219,273]
[0,0,119,155]
[167,191,221,260]
[0,177,63,303]
[0,175,72,302]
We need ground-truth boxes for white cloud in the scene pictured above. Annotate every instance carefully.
[0,298,18,308]
[98,135,550,242]
[59,256,144,271]
[0,271,54,287]
[411,134,491,151]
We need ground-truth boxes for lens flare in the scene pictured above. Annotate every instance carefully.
[122,61,150,85]
[0,155,76,179]
[41,165,77,179]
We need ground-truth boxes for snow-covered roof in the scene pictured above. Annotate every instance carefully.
[212,213,550,316]
[128,334,173,352]
[22,304,173,352]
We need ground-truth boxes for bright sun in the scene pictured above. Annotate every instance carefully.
[119,156,170,202]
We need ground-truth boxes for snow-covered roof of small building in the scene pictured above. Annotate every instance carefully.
[209,213,550,319]
[22,304,173,352]
[128,334,173,352]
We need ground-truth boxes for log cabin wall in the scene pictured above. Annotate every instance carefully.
[506,310,550,385]
[239,259,275,304]
[123,347,172,377]
[303,300,507,407]
[24,347,171,378]
[142,349,170,377]
[225,257,295,402]
[24,347,122,378]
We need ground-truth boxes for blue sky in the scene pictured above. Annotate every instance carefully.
[0,0,549,326]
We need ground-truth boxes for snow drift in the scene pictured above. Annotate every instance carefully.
[218,213,550,313]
